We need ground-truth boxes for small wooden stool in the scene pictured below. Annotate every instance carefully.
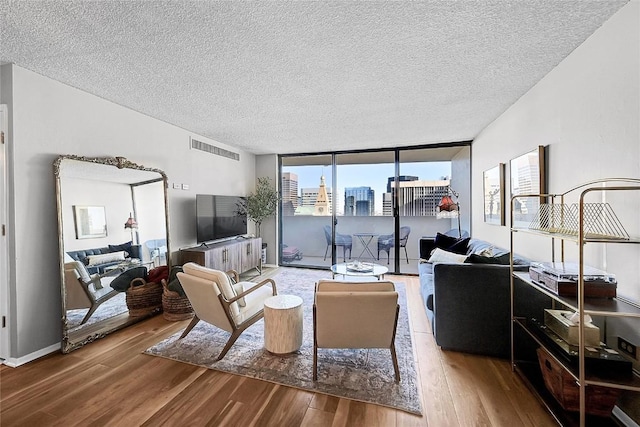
[263,294,303,354]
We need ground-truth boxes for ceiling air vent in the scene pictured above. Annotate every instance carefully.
[190,137,240,161]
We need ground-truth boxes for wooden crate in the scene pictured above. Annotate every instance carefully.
[536,347,620,417]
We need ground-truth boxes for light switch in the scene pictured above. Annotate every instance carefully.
[182,184,190,190]
[172,183,180,189]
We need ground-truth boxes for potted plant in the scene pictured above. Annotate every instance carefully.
[237,177,279,239]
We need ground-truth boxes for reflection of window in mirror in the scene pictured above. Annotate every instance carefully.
[73,205,107,239]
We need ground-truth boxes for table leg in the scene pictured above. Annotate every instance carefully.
[356,235,376,260]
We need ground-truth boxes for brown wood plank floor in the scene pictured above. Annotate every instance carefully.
[0,271,556,426]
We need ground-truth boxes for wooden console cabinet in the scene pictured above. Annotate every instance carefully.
[180,237,262,274]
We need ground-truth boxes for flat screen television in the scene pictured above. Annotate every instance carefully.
[196,194,247,243]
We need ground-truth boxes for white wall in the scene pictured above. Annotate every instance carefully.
[471,1,640,374]
[1,64,256,360]
[472,0,639,298]
[61,178,134,251]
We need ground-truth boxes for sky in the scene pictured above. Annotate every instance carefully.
[284,161,451,214]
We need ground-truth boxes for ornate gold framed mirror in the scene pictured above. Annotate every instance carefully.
[54,155,170,353]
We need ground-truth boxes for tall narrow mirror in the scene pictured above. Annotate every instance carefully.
[55,155,170,353]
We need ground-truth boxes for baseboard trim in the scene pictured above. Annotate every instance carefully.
[1,342,60,367]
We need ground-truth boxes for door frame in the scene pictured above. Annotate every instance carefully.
[0,104,10,361]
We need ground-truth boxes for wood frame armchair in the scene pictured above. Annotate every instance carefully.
[64,261,119,325]
[313,279,400,382]
[176,262,277,361]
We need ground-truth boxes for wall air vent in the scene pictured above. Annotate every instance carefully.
[190,137,240,161]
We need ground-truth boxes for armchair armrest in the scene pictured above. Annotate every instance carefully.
[231,278,277,302]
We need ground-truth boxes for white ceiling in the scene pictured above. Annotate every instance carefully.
[0,1,627,155]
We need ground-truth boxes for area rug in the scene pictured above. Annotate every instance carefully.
[144,268,423,415]
[66,291,127,330]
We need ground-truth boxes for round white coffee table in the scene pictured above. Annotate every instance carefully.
[263,294,303,354]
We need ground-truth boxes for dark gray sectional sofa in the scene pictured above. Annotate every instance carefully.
[418,231,547,358]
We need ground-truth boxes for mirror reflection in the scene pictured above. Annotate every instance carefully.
[55,156,170,353]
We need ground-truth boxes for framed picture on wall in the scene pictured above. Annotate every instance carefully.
[73,205,107,239]
[483,163,505,225]
[510,146,546,228]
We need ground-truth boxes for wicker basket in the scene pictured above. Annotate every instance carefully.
[126,277,163,317]
[161,279,194,321]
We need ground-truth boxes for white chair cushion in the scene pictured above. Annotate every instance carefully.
[182,263,240,318]
[235,283,274,324]
[66,261,91,283]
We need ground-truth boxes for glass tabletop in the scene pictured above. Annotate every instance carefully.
[331,262,389,278]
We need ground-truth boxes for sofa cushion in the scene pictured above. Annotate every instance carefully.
[428,248,468,264]
[435,233,470,255]
[465,253,511,265]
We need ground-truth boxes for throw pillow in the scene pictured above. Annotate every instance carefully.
[86,251,127,266]
[109,241,133,257]
[427,247,468,264]
[434,232,470,255]
[465,253,511,265]
[166,266,186,297]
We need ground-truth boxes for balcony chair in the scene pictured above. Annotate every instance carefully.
[377,226,411,264]
[64,261,119,325]
[176,262,277,361]
[144,238,167,266]
[323,225,352,262]
[313,279,400,382]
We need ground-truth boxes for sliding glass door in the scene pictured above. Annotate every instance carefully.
[279,145,470,274]
[335,151,395,267]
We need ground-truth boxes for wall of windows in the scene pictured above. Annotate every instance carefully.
[279,144,470,274]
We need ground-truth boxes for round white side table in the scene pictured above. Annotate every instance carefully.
[263,294,303,354]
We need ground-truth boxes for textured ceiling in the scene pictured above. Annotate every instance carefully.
[0,1,627,155]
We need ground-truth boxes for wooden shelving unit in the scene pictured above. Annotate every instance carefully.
[510,178,640,427]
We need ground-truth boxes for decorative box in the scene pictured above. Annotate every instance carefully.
[543,309,600,347]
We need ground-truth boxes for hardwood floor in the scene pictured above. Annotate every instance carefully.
[0,271,556,426]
